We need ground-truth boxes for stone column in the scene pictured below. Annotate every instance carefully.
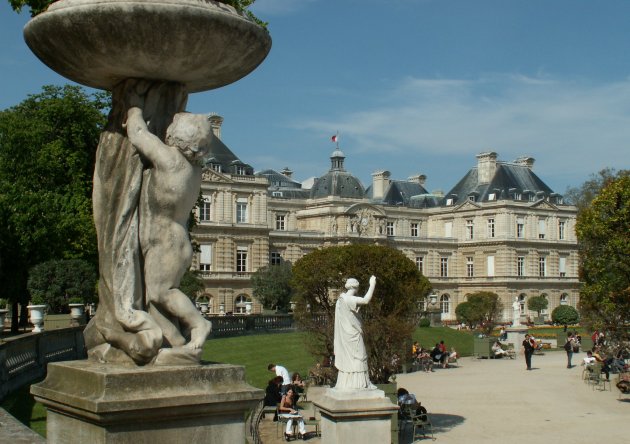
[31,361,263,444]
[315,388,398,444]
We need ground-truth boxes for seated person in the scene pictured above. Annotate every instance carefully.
[264,376,283,407]
[492,341,508,358]
[397,388,423,419]
[292,372,306,396]
[582,351,596,366]
[417,348,434,372]
[592,346,611,379]
[278,388,306,440]
[430,343,448,368]
[412,341,420,357]
[449,347,459,360]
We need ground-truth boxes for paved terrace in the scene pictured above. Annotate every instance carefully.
[258,350,629,443]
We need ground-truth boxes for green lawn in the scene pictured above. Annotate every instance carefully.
[2,326,476,436]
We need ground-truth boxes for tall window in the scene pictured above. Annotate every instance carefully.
[440,257,449,277]
[236,199,248,223]
[440,295,451,314]
[235,165,246,175]
[538,218,546,239]
[236,247,248,273]
[211,163,222,173]
[444,221,453,238]
[410,223,419,237]
[560,293,569,305]
[487,218,495,238]
[516,218,525,239]
[466,219,474,240]
[539,256,546,277]
[558,220,565,240]
[234,294,250,314]
[199,245,212,271]
[518,294,526,312]
[270,251,282,265]
[517,256,525,277]
[415,256,424,274]
[559,257,566,277]
[487,255,495,277]
[275,214,286,231]
[466,257,474,277]
[200,197,211,222]
[386,221,394,236]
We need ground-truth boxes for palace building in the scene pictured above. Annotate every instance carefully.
[191,116,580,323]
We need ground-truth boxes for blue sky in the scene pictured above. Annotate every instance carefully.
[2,0,630,195]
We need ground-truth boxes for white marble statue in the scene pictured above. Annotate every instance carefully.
[333,275,377,390]
[512,297,521,327]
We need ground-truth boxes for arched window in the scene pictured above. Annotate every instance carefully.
[234,294,251,314]
[560,293,569,305]
[440,294,450,314]
[518,293,526,312]
[540,293,548,314]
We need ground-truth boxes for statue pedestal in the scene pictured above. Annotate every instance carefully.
[31,361,263,444]
[315,388,398,444]
[506,326,529,354]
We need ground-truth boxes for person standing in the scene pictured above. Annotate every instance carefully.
[564,332,575,368]
[522,333,535,370]
[268,363,291,395]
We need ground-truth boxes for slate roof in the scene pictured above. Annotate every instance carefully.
[444,161,558,206]
[310,148,366,199]
[367,180,434,207]
[203,136,253,175]
[256,169,311,199]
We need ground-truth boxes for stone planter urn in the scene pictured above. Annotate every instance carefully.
[245,301,253,315]
[219,303,225,316]
[69,303,85,319]
[27,304,47,333]
[199,302,209,314]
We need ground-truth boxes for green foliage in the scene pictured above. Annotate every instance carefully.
[418,318,431,328]
[0,378,47,437]
[0,85,106,316]
[564,168,628,213]
[291,244,431,384]
[0,298,8,309]
[576,171,630,344]
[455,291,503,334]
[527,295,549,316]
[251,262,294,311]
[27,259,97,313]
[179,269,205,302]
[551,305,580,326]
[7,0,268,29]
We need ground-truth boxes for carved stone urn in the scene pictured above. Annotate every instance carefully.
[27,304,47,333]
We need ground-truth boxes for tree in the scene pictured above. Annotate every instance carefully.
[27,259,97,313]
[576,172,630,345]
[527,295,549,317]
[0,85,107,330]
[551,305,579,326]
[251,262,294,311]
[455,291,503,334]
[564,168,629,213]
[291,244,431,384]
[179,269,205,302]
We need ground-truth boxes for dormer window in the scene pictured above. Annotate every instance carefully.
[488,193,496,201]
[235,165,246,175]
[446,198,454,206]
[211,164,222,172]
[468,195,476,202]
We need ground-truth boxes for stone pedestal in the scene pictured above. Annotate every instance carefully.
[506,326,529,354]
[31,360,263,444]
[315,388,398,444]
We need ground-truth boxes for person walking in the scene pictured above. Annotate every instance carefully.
[564,332,575,368]
[522,333,535,370]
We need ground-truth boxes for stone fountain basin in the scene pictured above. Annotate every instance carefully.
[24,0,272,92]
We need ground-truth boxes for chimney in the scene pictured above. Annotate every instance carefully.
[281,167,293,179]
[407,174,426,186]
[371,170,391,200]
[476,152,498,184]
[207,113,223,139]
[514,156,535,170]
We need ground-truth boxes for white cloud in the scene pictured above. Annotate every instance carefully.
[292,74,630,189]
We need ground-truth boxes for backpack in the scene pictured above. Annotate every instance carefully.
[564,340,572,352]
